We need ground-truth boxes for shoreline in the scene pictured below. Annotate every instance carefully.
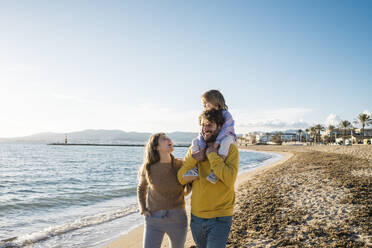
[104,149,292,248]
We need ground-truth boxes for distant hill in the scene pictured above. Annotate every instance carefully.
[0,129,199,144]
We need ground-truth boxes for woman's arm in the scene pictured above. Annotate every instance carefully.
[137,165,149,214]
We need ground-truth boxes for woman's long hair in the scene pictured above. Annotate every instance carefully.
[143,132,174,179]
[142,132,191,195]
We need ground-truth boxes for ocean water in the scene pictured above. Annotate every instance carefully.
[0,143,282,248]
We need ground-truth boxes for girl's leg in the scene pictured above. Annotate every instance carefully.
[217,135,235,157]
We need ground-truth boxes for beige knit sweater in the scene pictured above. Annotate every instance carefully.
[137,158,185,213]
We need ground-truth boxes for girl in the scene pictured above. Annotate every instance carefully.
[183,89,237,184]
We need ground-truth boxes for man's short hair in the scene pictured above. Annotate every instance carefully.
[199,109,225,127]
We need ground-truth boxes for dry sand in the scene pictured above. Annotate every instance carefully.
[228,145,371,248]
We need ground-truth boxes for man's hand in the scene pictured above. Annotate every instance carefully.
[206,143,218,156]
[192,150,206,161]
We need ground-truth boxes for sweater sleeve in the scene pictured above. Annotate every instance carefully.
[173,158,184,169]
[216,110,236,144]
[137,165,148,213]
[207,144,239,187]
[177,148,198,185]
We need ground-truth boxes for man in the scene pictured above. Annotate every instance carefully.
[177,109,239,248]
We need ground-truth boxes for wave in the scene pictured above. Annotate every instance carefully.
[0,187,137,212]
[0,204,139,248]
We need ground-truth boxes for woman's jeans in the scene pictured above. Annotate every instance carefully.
[143,208,187,248]
[190,214,232,248]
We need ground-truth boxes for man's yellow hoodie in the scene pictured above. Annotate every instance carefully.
[177,144,239,218]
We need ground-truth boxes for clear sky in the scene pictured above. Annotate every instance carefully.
[1,0,371,137]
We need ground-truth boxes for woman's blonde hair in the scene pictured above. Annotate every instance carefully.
[143,132,174,178]
[201,89,228,110]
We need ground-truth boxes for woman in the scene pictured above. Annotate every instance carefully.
[137,133,189,248]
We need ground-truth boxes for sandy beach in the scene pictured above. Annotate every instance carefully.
[105,144,371,248]
[228,145,371,248]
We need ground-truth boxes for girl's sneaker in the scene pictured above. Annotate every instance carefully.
[206,171,219,184]
[182,167,199,182]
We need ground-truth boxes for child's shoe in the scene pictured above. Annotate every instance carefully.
[206,171,219,184]
[182,167,199,182]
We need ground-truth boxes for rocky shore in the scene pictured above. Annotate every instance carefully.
[227,145,371,247]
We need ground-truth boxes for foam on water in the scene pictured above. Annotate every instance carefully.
[0,204,138,248]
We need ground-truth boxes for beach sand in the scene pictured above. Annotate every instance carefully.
[228,145,371,247]
[105,150,292,248]
[105,145,371,247]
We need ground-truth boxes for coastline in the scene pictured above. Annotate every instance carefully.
[104,149,292,248]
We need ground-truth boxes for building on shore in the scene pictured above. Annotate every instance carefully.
[238,128,372,146]
[238,131,302,145]
[323,128,372,144]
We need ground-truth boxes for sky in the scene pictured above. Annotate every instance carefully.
[0,0,371,137]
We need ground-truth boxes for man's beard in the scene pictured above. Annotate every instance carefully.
[203,130,219,143]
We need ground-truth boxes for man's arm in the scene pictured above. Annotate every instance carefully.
[177,148,198,185]
[207,144,239,187]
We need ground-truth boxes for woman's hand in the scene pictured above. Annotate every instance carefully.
[141,210,151,217]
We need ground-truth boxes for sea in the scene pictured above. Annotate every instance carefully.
[0,143,282,248]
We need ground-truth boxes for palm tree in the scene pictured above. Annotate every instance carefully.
[327,125,335,143]
[339,120,352,145]
[297,129,303,142]
[314,124,325,144]
[272,132,282,144]
[355,113,372,141]
[305,128,310,143]
[310,126,316,145]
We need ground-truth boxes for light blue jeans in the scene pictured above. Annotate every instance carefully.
[190,214,232,248]
[143,208,187,248]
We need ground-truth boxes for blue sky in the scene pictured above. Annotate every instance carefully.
[0,1,371,137]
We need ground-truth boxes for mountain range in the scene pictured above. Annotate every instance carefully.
[0,129,199,144]
[0,129,305,144]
